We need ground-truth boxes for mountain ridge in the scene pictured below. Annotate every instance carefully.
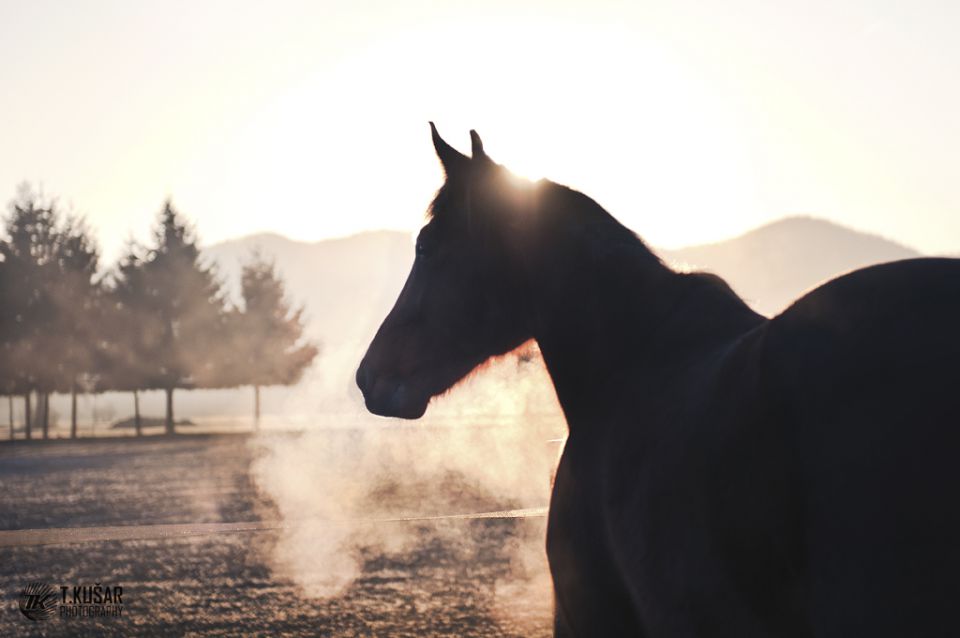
[196,215,928,415]
[659,216,920,315]
[44,215,933,423]
[206,215,924,320]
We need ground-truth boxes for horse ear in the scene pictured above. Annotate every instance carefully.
[470,129,489,162]
[430,122,468,176]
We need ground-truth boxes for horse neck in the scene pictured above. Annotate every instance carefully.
[522,219,764,432]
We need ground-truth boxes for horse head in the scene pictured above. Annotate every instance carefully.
[356,124,537,418]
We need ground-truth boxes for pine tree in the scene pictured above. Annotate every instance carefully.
[49,216,101,438]
[140,200,228,434]
[0,245,13,438]
[0,185,60,439]
[234,254,318,429]
[0,184,102,439]
[104,245,157,436]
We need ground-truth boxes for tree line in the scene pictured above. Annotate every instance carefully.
[0,184,318,439]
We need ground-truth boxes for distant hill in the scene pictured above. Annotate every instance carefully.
[204,230,414,414]
[190,216,924,417]
[207,230,413,346]
[207,216,923,331]
[43,216,931,425]
[659,216,920,316]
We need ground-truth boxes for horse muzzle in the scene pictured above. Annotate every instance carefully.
[356,360,429,419]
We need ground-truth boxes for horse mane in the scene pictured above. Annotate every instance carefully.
[542,181,663,269]
[427,167,756,328]
[540,179,764,333]
[413,161,762,407]
[425,182,453,220]
[428,169,663,272]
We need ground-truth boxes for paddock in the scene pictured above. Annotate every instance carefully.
[0,432,557,636]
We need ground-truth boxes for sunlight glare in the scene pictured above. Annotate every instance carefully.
[175,19,761,249]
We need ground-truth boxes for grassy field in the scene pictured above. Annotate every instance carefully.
[0,433,553,637]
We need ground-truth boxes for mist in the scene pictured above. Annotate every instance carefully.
[248,351,564,628]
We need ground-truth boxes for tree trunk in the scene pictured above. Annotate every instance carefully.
[165,387,175,435]
[254,385,261,432]
[36,393,43,438]
[41,392,50,439]
[8,395,13,441]
[37,393,43,438]
[24,392,31,440]
[71,384,78,439]
[134,390,142,437]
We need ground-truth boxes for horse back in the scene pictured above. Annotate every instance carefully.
[764,257,960,636]
[767,257,960,429]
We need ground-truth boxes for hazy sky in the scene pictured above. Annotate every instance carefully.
[1,0,958,261]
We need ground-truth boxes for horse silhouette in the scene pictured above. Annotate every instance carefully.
[357,125,960,637]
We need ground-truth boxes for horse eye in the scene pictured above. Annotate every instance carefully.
[415,241,432,258]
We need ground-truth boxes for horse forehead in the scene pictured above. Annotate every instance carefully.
[428,180,458,218]
[422,216,466,244]
[417,219,441,242]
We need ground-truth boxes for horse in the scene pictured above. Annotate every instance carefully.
[356,124,960,637]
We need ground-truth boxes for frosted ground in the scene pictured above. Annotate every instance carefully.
[0,432,555,637]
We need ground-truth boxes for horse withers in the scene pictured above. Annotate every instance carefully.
[356,124,960,637]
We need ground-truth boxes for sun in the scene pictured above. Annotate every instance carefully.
[174,18,760,251]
